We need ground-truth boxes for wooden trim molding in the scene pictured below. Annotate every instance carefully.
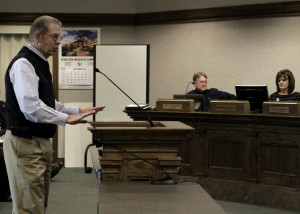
[1,2,300,26]
[135,1,300,25]
[0,13,136,26]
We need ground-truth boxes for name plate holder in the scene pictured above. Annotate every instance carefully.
[262,101,300,116]
[156,99,195,112]
[210,100,250,114]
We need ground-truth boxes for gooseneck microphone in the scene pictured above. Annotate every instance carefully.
[185,82,193,94]
[95,68,155,127]
[94,68,177,184]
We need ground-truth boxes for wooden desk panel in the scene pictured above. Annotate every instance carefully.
[88,121,194,182]
[125,110,300,188]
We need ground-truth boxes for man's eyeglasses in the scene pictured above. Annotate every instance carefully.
[43,33,62,41]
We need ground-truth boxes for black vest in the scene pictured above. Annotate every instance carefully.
[5,46,56,138]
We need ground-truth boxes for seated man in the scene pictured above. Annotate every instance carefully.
[187,72,236,111]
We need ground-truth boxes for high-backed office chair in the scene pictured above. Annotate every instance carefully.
[0,100,11,201]
[0,100,7,136]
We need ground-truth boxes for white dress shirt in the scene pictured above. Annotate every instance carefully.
[9,44,79,126]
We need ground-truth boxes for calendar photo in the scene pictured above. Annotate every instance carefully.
[58,27,101,89]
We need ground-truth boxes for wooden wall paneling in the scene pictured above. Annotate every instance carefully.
[191,128,205,176]
[259,133,300,187]
[204,129,256,182]
[125,110,300,189]
[135,1,300,25]
[2,2,300,26]
[0,13,135,26]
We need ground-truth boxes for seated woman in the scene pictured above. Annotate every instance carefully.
[186,72,236,111]
[269,69,300,101]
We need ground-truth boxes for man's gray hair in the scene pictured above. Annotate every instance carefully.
[193,72,207,83]
[29,15,62,42]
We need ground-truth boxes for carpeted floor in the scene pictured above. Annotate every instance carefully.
[0,168,98,214]
[0,168,299,214]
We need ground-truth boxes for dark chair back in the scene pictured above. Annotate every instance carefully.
[0,101,7,135]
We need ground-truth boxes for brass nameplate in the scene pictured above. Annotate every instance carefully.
[216,105,237,112]
[156,99,195,112]
[162,103,182,110]
[210,100,250,114]
[269,106,290,114]
[263,101,300,116]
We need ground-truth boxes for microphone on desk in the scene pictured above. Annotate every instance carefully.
[108,143,178,185]
[185,82,193,94]
[95,68,155,127]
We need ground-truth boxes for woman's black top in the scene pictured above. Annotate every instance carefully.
[269,92,300,101]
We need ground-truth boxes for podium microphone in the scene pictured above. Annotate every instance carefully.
[95,68,155,127]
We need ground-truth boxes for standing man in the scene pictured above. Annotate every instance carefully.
[3,15,105,214]
[187,72,236,111]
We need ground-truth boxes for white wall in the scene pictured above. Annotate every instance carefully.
[135,16,300,106]
[64,102,93,167]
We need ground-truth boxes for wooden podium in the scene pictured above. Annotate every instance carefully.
[88,121,194,182]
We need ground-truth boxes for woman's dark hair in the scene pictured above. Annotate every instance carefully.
[276,69,295,94]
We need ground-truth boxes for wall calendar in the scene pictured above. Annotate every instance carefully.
[58,27,100,89]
